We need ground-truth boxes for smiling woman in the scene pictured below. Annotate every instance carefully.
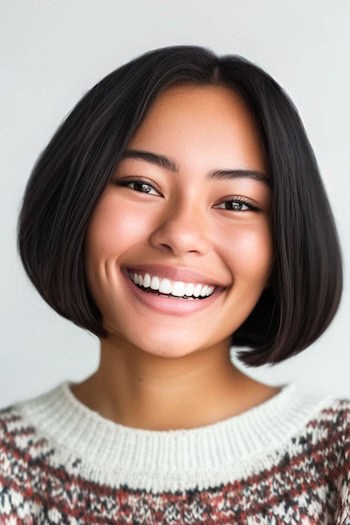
[1,45,349,524]
[82,81,275,362]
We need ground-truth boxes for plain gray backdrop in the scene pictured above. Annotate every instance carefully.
[1,0,349,406]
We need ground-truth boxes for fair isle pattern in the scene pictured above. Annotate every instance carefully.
[0,383,349,524]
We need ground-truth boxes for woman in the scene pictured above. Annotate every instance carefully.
[0,45,348,523]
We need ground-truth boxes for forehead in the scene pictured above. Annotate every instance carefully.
[135,84,254,132]
[126,84,267,172]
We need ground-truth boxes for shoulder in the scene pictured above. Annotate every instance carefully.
[0,395,56,521]
[298,395,350,459]
[327,397,350,522]
[0,400,41,481]
[312,396,350,442]
[0,387,59,476]
[0,402,36,460]
[0,403,32,517]
[0,396,44,452]
[314,395,350,425]
[303,396,350,523]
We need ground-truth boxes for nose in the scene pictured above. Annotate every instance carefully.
[149,200,211,256]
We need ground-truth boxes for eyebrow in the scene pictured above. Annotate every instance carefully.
[120,149,271,187]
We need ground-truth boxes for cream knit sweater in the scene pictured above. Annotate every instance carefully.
[0,380,349,524]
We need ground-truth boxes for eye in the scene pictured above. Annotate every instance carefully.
[114,177,159,195]
[215,198,261,212]
[114,178,261,212]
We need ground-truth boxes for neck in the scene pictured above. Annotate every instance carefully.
[71,335,279,431]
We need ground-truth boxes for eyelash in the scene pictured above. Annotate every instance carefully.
[114,177,261,212]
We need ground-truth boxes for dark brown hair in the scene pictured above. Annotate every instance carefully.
[17,45,343,367]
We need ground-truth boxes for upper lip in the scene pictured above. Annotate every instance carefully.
[123,264,228,288]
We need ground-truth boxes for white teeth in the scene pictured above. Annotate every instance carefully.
[150,276,160,290]
[159,278,172,294]
[200,285,209,297]
[128,271,216,298]
[185,283,194,296]
[193,283,202,297]
[143,273,151,287]
[171,282,186,297]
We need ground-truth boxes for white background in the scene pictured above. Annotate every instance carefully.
[1,0,349,406]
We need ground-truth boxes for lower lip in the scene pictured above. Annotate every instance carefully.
[121,269,226,316]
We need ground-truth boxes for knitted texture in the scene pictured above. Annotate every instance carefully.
[0,381,349,524]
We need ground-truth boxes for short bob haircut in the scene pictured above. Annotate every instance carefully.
[17,44,343,368]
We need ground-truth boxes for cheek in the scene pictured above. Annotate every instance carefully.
[83,192,155,315]
[84,192,151,258]
[219,221,273,282]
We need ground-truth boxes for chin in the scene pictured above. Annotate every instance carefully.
[131,332,207,359]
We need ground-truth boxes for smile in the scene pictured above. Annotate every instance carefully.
[127,270,216,300]
[122,269,226,316]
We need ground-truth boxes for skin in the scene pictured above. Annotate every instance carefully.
[71,83,281,431]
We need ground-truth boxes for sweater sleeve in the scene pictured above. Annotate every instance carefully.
[334,400,350,524]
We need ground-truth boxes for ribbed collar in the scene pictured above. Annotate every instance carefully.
[15,380,335,492]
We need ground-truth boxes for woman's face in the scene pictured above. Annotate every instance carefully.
[84,84,272,358]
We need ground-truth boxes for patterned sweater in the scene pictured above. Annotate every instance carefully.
[0,380,349,524]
